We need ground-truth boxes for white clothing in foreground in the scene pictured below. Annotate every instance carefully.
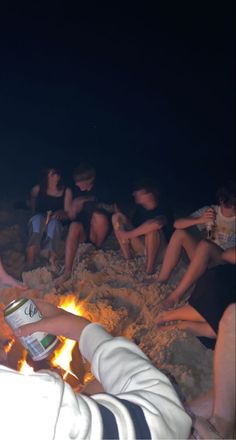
[0,323,191,440]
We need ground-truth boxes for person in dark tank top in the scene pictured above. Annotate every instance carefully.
[26,167,73,271]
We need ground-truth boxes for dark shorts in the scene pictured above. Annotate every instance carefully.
[189,264,236,349]
[75,209,112,241]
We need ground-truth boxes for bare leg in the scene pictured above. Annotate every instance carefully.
[55,222,86,284]
[112,212,132,258]
[26,244,38,267]
[89,212,110,247]
[158,230,198,282]
[145,230,160,275]
[209,304,236,438]
[156,304,206,325]
[160,240,224,310]
[0,259,26,289]
[158,321,216,338]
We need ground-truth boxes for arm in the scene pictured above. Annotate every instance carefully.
[221,247,236,265]
[16,300,191,439]
[52,188,73,221]
[64,188,73,213]
[174,207,216,229]
[117,217,167,240]
[30,185,40,213]
[68,195,96,220]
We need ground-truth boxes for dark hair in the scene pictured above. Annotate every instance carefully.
[73,162,96,182]
[132,178,161,202]
[39,168,64,195]
[216,180,236,208]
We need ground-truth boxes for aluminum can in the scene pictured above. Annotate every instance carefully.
[4,297,59,361]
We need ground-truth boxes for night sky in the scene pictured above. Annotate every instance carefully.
[0,3,234,208]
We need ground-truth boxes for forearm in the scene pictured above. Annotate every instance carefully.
[174,217,203,229]
[128,219,164,238]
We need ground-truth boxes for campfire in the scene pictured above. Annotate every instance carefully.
[4,295,93,391]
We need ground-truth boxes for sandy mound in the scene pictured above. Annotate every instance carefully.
[0,208,213,402]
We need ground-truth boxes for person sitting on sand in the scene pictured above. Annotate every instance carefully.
[112,179,173,275]
[155,246,236,351]
[187,303,236,439]
[55,162,115,284]
[0,258,26,289]
[26,167,72,271]
[0,298,191,440]
[157,180,236,309]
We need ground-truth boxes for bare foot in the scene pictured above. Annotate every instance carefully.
[193,416,223,439]
[155,310,172,325]
[158,296,178,311]
[0,273,27,289]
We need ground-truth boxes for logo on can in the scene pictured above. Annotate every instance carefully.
[4,298,59,361]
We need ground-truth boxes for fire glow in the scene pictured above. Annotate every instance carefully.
[18,295,84,382]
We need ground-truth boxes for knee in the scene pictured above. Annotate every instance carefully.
[172,229,189,242]
[30,213,44,225]
[219,304,236,333]
[92,212,109,228]
[112,212,125,228]
[197,239,212,254]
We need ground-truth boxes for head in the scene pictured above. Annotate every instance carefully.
[39,168,63,194]
[132,179,160,210]
[73,163,96,191]
[217,180,236,217]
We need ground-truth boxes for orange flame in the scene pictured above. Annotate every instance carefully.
[19,295,83,380]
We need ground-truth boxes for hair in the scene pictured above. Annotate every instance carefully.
[132,178,161,201]
[216,180,236,208]
[73,162,96,182]
[39,168,64,195]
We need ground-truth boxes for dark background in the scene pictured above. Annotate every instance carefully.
[0,2,234,210]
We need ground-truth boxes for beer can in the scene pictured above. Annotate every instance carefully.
[4,297,59,361]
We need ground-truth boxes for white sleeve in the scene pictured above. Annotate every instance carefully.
[80,323,191,439]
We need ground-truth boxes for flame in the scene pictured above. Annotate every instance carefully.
[18,295,85,382]
[51,295,82,379]
[18,350,34,374]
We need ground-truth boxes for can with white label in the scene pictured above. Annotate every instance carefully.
[4,297,59,361]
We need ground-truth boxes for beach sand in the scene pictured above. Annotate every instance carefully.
[0,206,213,402]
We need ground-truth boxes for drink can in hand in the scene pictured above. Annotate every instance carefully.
[4,298,59,361]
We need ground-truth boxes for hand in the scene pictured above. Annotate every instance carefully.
[116,229,130,240]
[51,210,66,221]
[200,207,216,225]
[14,299,90,341]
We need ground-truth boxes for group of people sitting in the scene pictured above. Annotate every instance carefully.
[0,162,235,438]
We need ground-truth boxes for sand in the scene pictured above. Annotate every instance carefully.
[0,206,213,402]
